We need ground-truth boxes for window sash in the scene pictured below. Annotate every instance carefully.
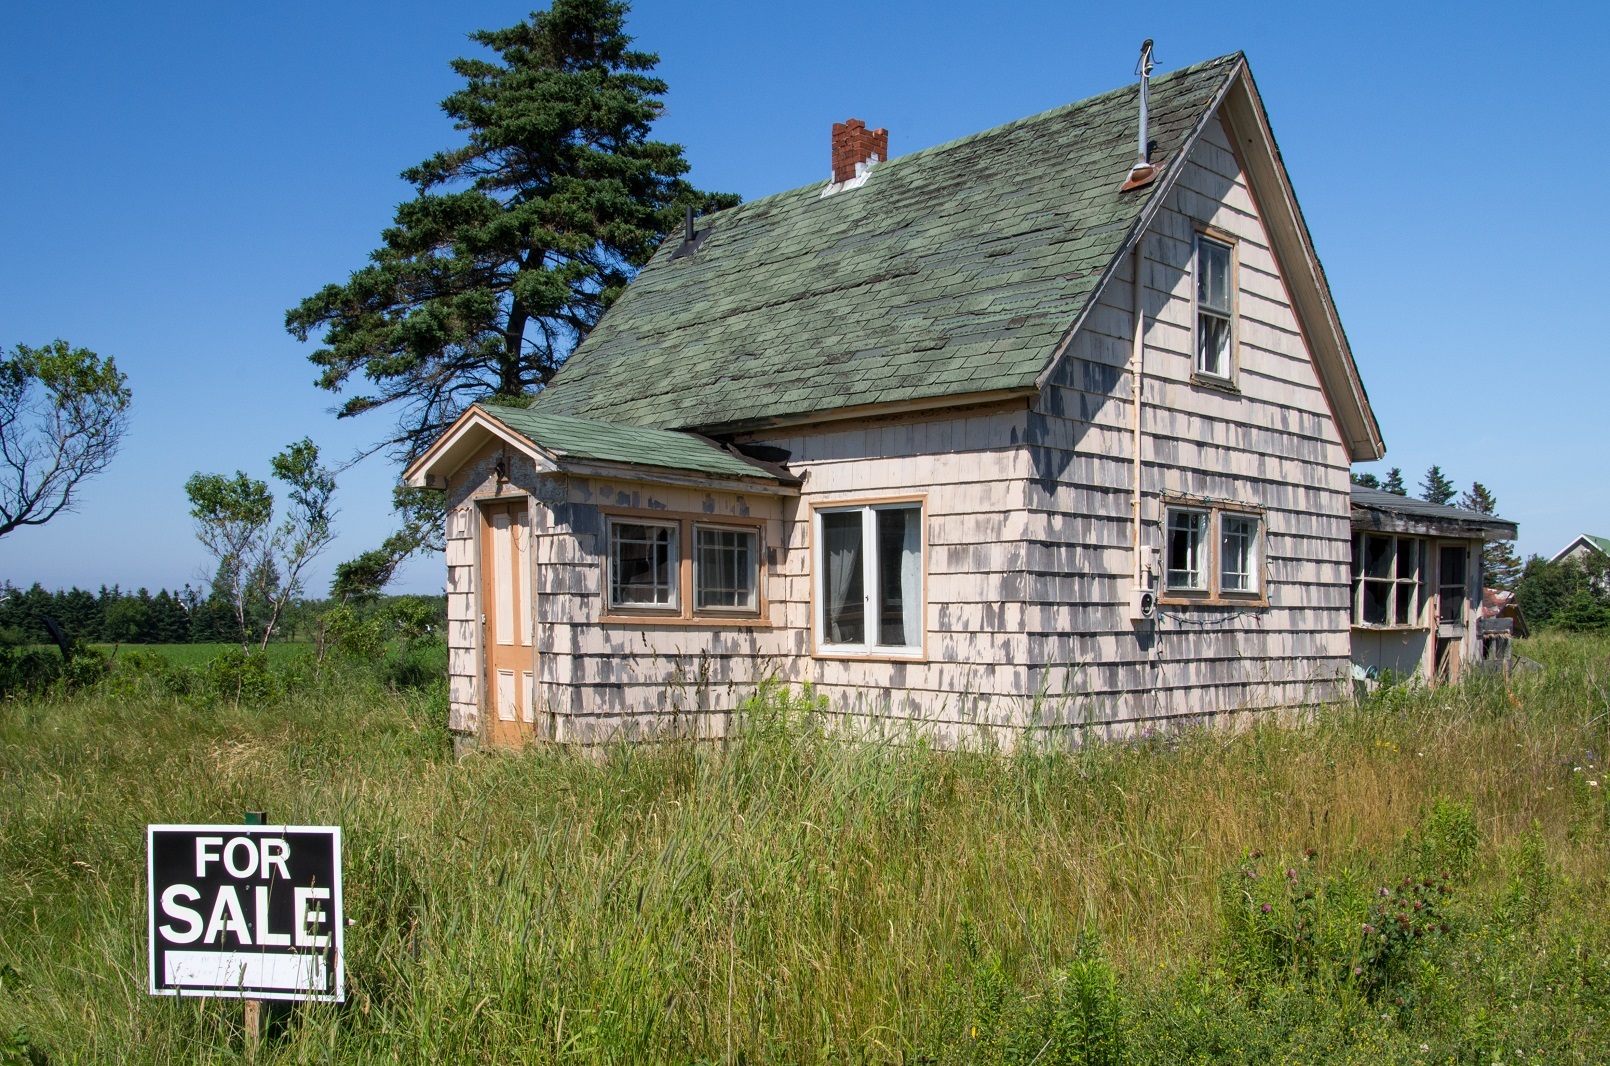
[1165,508,1208,590]
[608,520,679,609]
[1194,236,1235,378]
[816,503,923,654]
[1350,534,1423,627]
[694,526,758,612]
[1220,515,1258,592]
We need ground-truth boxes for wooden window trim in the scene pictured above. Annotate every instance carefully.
[1158,496,1270,608]
[1190,223,1240,388]
[808,495,929,663]
[597,506,769,626]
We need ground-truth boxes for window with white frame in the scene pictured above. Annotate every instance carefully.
[1220,513,1260,593]
[1166,507,1209,590]
[815,502,923,654]
[1195,234,1234,379]
[607,519,678,610]
[1350,533,1423,627]
[695,525,758,612]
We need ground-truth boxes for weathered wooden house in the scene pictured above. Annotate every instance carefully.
[1348,488,1517,684]
[406,50,1441,749]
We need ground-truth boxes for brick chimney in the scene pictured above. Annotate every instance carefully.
[831,118,888,184]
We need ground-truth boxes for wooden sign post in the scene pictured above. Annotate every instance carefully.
[242,812,266,1063]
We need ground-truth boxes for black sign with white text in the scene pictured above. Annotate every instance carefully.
[147,825,344,1002]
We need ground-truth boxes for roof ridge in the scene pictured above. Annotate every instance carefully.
[668,52,1246,229]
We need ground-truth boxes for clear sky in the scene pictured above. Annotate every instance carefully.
[2,0,1606,595]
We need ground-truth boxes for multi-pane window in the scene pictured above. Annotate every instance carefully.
[1438,546,1467,623]
[695,526,758,611]
[1220,514,1259,592]
[816,502,923,654]
[1195,235,1234,379]
[1350,534,1423,627]
[1166,508,1209,590]
[608,520,678,609]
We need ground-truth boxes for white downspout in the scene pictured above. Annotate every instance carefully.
[1131,240,1147,583]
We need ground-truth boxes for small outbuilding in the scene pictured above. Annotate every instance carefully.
[1348,488,1518,684]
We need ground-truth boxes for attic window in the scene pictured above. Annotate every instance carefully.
[1194,233,1236,381]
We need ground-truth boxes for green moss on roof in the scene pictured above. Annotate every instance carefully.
[479,406,786,482]
[531,54,1242,432]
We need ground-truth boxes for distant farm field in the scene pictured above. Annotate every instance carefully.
[2,635,1608,1064]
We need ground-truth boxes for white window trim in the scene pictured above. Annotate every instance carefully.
[605,516,681,612]
[692,522,762,616]
[811,499,926,660]
[1219,512,1261,594]
[1165,506,1211,592]
[1192,230,1238,384]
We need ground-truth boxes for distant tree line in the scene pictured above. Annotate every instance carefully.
[0,581,237,645]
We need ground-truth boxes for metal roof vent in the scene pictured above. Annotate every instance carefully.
[671,205,709,259]
[1120,40,1159,192]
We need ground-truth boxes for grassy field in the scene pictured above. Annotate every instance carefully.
[1,635,1608,1064]
[90,642,312,667]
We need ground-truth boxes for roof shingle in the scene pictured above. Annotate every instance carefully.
[531,54,1242,432]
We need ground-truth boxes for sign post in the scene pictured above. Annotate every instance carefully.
[147,821,344,1050]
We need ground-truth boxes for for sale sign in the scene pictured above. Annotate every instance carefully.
[147,825,344,1002]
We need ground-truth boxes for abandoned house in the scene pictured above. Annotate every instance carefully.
[406,49,1515,749]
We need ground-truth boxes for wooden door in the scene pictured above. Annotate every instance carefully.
[479,500,534,747]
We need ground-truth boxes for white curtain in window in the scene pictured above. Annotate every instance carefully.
[823,513,863,643]
[898,510,921,647]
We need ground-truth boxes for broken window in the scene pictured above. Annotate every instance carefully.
[1195,235,1234,379]
[1351,534,1423,627]
[608,520,679,610]
[1166,508,1209,590]
[1439,546,1467,624]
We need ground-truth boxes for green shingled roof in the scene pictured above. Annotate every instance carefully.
[477,405,788,482]
[530,54,1242,432]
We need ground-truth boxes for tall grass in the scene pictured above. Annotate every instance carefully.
[1,634,1607,1063]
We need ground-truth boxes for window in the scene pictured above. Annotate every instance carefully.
[695,525,758,611]
[1220,514,1259,592]
[1162,501,1265,601]
[608,520,678,609]
[1438,546,1467,623]
[1166,508,1208,590]
[816,501,923,655]
[602,511,765,621]
[1350,534,1423,627]
[1195,234,1235,379]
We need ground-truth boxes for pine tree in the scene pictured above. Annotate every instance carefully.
[1350,472,1380,489]
[1460,482,1523,590]
[1419,465,1456,505]
[286,1,737,578]
[1382,468,1406,496]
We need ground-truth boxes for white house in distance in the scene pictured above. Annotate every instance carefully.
[1550,534,1609,566]
[406,49,1514,750]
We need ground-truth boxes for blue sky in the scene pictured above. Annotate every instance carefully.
[2,1,1606,595]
